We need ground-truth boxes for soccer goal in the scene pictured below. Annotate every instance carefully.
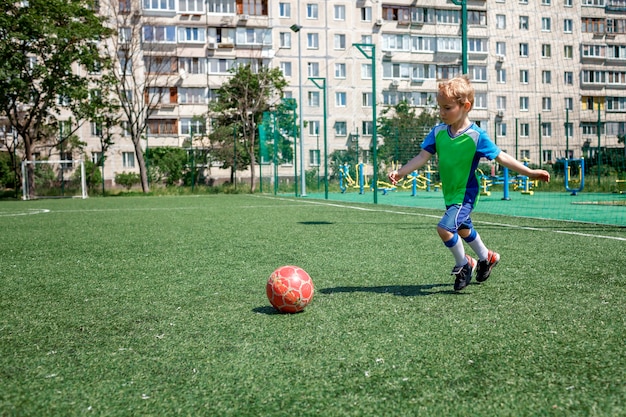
[21,159,88,200]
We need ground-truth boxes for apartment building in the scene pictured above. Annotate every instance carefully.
[8,0,626,186]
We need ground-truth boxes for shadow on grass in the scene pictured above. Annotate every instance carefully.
[252,306,307,315]
[319,283,461,297]
[298,221,334,225]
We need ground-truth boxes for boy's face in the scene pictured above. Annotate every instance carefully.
[437,93,471,126]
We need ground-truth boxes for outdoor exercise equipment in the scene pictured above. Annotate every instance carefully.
[376,163,436,196]
[563,157,585,196]
[339,163,369,194]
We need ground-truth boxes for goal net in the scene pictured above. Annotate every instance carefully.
[21,160,88,200]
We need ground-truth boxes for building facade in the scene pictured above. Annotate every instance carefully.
[6,0,626,187]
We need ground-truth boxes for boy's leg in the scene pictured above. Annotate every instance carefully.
[461,227,489,261]
[461,226,500,283]
[438,205,476,291]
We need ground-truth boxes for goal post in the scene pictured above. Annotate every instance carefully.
[21,159,88,200]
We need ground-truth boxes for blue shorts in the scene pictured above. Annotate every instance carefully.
[438,203,474,233]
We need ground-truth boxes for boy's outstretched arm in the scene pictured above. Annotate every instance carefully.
[388,149,433,185]
[495,152,551,182]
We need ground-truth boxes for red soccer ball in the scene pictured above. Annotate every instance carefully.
[266,265,314,313]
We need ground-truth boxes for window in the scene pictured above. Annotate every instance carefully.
[542,44,551,58]
[309,149,320,166]
[470,66,487,82]
[384,6,411,23]
[564,45,573,59]
[362,121,373,136]
[308,91,320,107]
[280,61,292,77]
[122,152,135,168]
[467,10,487,25]
[334,34,346,50]
[436,9,459,24]
[520,69,529,84]
[279,32,291,48]
[334,5,345,20]
[208,58,235,74]
[307,62,319,77]
[361,7,372,22]
[542,70,552,84]
[118,0,131,13]
[564,71,574,85]
[519,43,529,57]
[541,17,551,31]
[180,118,206,135]
[497,69,507,83]
[308,120,320,135]
[278,2,290,18]
[179,57,205,74]
[335,92,347,107]
[543,150,553,163]
[565,97,574,111]
[180,0,204,13]
[542,97,552,111]
[119,27,131,43]
[91,121,102,137]
[307,33,319,49]
[335,63,346,78]
[497,123,507,137]
[142,0,175,12]
[144,56,176,74]
[564,19,573,33]
[496,42,506,57]
[91,152,103,165]
[542,122,552,137]
[208,0,235,13]
[607,97,626,112]
[361,64,372,79]
[147,119,176,135]
[520,124,530,137]
[335,121,347,136]
[236,28,271,46]
[143,26,176,43]
[306,3,318,19]
[362,92,372,107]
[496,15,506,29]
[178,27,206,43]
[468,38,488,53]
[178,88,206,104]
[497,96,507,111]
[147,87,176,105]
[519,16,529,30]
[520,96,529,111]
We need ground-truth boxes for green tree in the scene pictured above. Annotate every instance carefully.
[210,64,287,192]
[377,100,439,166]
[0,0,113,198]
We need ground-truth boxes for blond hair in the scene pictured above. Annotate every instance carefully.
[438,75,474,110]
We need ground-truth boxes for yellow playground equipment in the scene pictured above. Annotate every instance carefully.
[377,162,439,195]
[339,163,369,194]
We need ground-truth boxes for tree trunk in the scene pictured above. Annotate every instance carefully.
[132,136,149,193]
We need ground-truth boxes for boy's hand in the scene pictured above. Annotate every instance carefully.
[388,170,400,185]
[531,170,551,183]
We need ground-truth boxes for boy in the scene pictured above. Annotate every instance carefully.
[388,75,550,291]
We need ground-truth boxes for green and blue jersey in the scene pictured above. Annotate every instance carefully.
[422,123,501,206]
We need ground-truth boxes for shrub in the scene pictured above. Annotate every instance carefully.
[115,172,141,190]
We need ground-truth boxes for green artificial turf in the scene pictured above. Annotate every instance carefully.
[0,195,624,416]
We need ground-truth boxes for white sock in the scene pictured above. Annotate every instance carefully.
[463,229,489,261]
[444,234,467,266]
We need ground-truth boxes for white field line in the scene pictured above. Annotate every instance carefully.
[0,209,50,217]
[258,195,626,242]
